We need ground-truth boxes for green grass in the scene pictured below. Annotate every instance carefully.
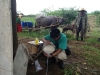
[18,29,75,41]
[85,38,98,44]
[65,33,75,42]
[17,29,50,39]
[21,16,36,25]
[89,27,100,37]
[62,64,79,75]
[82,45,100,66]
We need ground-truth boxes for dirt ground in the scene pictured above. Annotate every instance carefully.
[18,37,100,75]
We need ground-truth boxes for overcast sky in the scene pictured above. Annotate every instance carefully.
[16,0,100,15]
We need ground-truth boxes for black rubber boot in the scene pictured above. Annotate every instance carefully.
[81,38,83,41]
[58,60,64,69]
[46,57,56,66]
[76,34,79,41]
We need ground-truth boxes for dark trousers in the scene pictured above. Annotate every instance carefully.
[76,27,85,41]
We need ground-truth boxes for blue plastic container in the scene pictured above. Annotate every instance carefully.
[27,22,33,28]
[21,22,33,28]
[21,22,25,28]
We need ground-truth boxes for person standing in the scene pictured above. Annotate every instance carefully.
[75,8,88,41]
[16,14,22,32]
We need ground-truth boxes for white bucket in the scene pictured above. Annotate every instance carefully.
[43,42,55,54]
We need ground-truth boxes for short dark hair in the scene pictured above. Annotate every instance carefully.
[50,28,60,38]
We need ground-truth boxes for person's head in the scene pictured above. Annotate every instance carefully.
[50,28,60,40]
[16,14,22,18]
[16,15,19,18]
[78,8,87,14]
[18,14,22,18]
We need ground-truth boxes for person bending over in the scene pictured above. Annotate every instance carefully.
[42,28,67,69]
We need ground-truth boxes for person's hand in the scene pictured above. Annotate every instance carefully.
[45,40,50,44]
[43,52,52,58]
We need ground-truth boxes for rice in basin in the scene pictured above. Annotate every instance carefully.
[43,43,55,54]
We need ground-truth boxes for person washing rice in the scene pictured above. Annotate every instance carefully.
[42,28,68,69]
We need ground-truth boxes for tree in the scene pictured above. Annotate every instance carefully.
[41,8,77,24]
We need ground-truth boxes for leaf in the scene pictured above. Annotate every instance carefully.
[76,67,82,73]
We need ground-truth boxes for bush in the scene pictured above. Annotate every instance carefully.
[41,8,78,24]
[91,11,100,26]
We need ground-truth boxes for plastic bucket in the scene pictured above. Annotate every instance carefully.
[21,22,33,28]
[21,22,25,28]
[27,22,33,28]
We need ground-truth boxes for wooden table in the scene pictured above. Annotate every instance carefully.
[27,41,43,61]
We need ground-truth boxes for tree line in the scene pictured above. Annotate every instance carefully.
[20,8,100,25]
[21,8,78,24]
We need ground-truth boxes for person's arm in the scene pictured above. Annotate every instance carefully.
[43,49,62,57]
[74,14,78,24]
[42,38,47,43]
[85,14,88,28]
[74,16,78,29]
[42,38,50,44]
[51,49,62,56]
[74,17,77,24]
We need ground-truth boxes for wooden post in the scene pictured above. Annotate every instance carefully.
[11,0,18,60]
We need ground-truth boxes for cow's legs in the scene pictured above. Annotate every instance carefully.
[62,28,68,33]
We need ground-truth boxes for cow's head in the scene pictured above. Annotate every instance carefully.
[57,17,67,25]
[35,16,45,28]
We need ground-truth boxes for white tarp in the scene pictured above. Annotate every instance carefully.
[28,41,43,45]
[13,43,29,75]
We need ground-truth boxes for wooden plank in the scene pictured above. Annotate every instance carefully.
[13,43,29,75]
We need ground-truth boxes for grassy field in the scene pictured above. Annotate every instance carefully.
[18,16,100,75]
[21,16,36,26]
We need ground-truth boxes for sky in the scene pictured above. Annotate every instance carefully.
[16,0,100,15]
